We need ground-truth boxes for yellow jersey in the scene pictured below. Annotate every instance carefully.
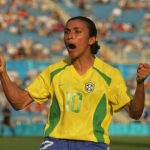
[26,57,132,144]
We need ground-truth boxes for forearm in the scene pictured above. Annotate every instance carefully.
[125,63,150,120]
[129,82,145,120]
[0,70,33,110]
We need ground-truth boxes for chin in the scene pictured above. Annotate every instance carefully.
[68,52,77,59]
[68,55,78,61]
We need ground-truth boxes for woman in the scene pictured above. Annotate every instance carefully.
[0,16,150,150]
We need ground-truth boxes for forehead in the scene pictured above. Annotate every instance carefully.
[65,19,88,29]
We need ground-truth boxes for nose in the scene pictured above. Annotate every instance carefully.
[67,31,74,40]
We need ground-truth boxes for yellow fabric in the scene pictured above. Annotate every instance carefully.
[26,57,132,144]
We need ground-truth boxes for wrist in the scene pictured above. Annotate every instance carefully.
[136,78,145,85]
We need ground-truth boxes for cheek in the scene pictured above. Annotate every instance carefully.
[64,35,67,41]
[79,38,90,47]
[77,34,89,41]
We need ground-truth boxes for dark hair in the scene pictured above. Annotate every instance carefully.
[67,16,100,54]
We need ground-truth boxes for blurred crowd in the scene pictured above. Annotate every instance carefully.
[0,0,65,60]
[0,0,149,61]
[0,0,150,127]
[61,0,150,62]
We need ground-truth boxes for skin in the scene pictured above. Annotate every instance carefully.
[64,19,96,74]
[124,63,150,119]
[0,52,33,110]
[0,19,150,121]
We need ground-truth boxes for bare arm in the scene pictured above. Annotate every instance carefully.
[0,52,33,110]
[124,63,150,120]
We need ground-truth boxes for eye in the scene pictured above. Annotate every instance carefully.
[75,30,81,34]
[64,30,68,34]
[64,29,70,34]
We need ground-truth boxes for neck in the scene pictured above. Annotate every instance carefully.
[72,55,95,75]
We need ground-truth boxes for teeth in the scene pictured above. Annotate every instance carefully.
[68,44,76,49]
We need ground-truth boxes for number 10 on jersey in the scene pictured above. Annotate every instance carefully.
[66,91,83,113]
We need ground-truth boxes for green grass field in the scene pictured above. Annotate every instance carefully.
[0,136,150,150]
[110,136,150,150]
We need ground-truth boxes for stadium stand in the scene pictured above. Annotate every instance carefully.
[0,0,150,136]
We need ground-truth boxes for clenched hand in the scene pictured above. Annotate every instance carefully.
[137,63,150,84]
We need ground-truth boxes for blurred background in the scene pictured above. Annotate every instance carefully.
[0,0,150,149]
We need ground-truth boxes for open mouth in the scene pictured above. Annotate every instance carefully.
[67,44,76,49]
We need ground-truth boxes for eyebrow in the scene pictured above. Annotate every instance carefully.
[64,27,82,31]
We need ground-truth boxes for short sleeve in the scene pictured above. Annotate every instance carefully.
[108,69,133,112]
[25,68,51,104]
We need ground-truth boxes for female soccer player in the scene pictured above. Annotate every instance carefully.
[0,16,150,150]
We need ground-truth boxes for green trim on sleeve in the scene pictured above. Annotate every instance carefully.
[50,65,69,83]
[93,94,106,142]
[93,67,111,86]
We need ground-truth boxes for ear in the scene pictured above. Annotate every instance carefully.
[89,36,96,45]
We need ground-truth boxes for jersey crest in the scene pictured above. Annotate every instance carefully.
[85,82,95,93]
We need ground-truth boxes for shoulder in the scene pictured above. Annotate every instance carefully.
[42,58,71,74]
[94,57,120,76]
